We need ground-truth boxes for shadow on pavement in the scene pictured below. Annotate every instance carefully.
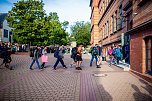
[131,84,152,101]
[98,84,113,101]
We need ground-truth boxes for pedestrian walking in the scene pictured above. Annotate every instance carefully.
[108,46,114,66]
[41,47,48,68]
[75,45,83,70]
[29,47,42,70]
[89,44,99,67]
[70,46,77,67]
[113,44,122,64]
[52,46,67,70]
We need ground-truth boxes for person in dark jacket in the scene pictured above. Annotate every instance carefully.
[29,47,41,70]
[70,47,77,67]
[0,45,12,69]
[52,46,67,70]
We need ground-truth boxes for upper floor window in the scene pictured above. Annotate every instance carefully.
[119,5,123,29]
[107,21,109,36]
[104,23,107,38]
[115,10,118,31]
[112,15,114,33]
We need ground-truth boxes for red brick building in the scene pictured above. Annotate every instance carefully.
[128,0,152,82]
[90,0,130,60]
[90,0,152,82]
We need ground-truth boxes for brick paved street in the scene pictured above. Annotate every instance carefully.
[0,54,152,101]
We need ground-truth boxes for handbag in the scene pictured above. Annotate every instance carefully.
[41,55,48,63]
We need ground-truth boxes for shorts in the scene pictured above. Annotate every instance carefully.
[76,55,82,61]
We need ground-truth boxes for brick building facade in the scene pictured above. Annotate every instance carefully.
[90,0,152,82]
[128,0,152,82]
[90,0,130,60]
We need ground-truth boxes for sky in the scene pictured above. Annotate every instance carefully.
[0,0,91,32]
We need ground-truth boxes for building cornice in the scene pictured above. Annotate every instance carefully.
[127,19,152,34]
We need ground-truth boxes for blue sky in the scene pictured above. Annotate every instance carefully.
[0,0,91,32]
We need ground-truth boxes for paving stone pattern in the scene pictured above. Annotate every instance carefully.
[0,54,152,101]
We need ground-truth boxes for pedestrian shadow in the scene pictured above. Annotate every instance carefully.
[131,84,152,101]
[97,84,113,101]
[138,79,152,97]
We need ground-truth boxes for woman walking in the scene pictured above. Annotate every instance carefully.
[41,47,48,68]
[76,45,83,70]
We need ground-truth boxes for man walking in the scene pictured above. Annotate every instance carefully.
[89,44,99,67]
[53,46,67,70]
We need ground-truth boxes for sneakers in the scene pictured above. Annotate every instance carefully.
[29,68,33,70]
[64,66,67,69]
[96,65,101,68]
[76,67,82,70]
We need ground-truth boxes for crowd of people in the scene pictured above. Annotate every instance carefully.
[29,45,84,70]
[108,44,123,66]
[0,41,129,71]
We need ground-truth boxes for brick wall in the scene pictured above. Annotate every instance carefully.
[98,0,128,55]
[133,0,152,28]
[130,28,152,74]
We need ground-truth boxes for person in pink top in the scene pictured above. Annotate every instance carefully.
[108,46,114,66]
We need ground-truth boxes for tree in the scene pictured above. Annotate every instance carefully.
[70,21,91,47]
[7,0,45,45]
[7,0,69,46]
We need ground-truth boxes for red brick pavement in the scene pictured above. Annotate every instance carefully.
[0,54,152,101]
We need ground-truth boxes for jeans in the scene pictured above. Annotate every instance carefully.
[116,57,121,64]
[90,55,98,66]
[53,57,66,69]
[30,59,41,69]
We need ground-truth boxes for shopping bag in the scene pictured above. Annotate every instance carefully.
[41,55,48,62]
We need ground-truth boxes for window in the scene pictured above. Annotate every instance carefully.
[4,29,8,38]
[105,23,107,37]
[103,25,105,39]
[119,5,123,29]
[103,1,105,11]
[107,21,109,36]
[145,36,152,75]
[112,15,114,33]
[115,10,118,31]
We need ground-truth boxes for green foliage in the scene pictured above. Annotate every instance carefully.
[7,0,69,46]
[70,21,91,47]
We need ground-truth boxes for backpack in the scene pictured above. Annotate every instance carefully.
[92,47,98,56]
[72,47,77,55]
[54,47,59,58]
[30,48,34,57]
